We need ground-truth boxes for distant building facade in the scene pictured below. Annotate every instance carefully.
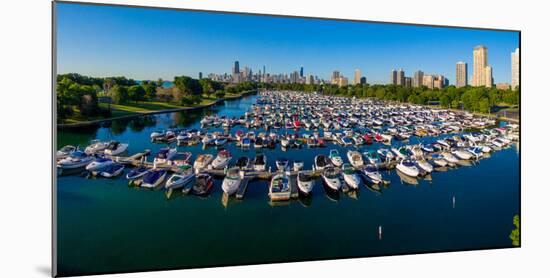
[354,69,361,85]
[413,70,424,88]
[456,62,468,87]
[511,48,520,90]
[472,45,493,87]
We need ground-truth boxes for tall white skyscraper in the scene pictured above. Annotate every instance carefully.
[472,45,488,87]
[511,48,520,90]
[354,69,361,85]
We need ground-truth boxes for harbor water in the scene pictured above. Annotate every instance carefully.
[56,94,520,276]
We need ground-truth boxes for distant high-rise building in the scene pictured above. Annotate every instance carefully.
[332,71,341,84]
[232,61,241,83]
[404,77,412,87]
[233,61,240,74]
[300,66,304,78]
[396,68,405,86]
[198,72,203,79]
[354,69,361,85]
[511,48,520,90]
[263,65,266,77]
[423,75,435,89]
[484,66,493,88]
[390,69,398,85]
[306,74,314,85]
[472,45,489,87]
[290,71,300,83]
[413,70,424,88]
[337,77,348,87]
[456,62,467,88]
[360,76,367,85]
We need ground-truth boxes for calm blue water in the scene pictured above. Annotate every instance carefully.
[56,94,520,276]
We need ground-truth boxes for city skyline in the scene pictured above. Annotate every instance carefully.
[56,3,519,85]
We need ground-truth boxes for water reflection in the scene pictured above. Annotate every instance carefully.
[396,170,419,185]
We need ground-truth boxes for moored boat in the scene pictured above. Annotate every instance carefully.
[269,173,291,201]
[396,159,420,177]
[192,173,214,196]
[141,169,168,188]
[222,167,242,195]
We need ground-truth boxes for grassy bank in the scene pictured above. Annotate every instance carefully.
[57,91,254,126]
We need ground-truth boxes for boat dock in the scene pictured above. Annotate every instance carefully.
[288,173,300,199]
[236,177,250,199]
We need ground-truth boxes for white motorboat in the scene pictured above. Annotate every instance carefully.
[153,147,177,167]
[467,146,484,159]
[361,165,383,184]
[85,157,115,172]
[211,150,232,169]
[342,163,361,189]
[452,149,473,160]
[346,150,364,168]
[396,159,420,177]
[276,157,289,171]
[222,167,242,195]
[193,154,213,171]
[297,171,315,196]
[98,163,125,178]
[103,141,129,156]
[414,159,433,174]
[57,151,93,169]
[56,145,77,160]
[253,154,267,171]
[442,152,459,164]
[141,169,168,188]
[314,155,331,171]
[322,167,341,192]
[431,154,448,167]
[165,170,196,190]
[329,149,344,167]
[269,173,291,201]
[84,139,108,154]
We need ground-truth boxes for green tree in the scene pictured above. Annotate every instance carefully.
[174,76,203,100]
[509,214,520,246]
[214,90,225,99]
[128,85,146,102]
[111,85,129,104]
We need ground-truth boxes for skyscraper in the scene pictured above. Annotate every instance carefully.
[485,66,493,88]
[233,61,240,74]
[511,48,520,90]
[404,77,412,87]
[413,70,424,88]
[396,68,405,86]
[456,62,468,88]
[199,72,203,79]
[472,45,488,87]
[332,70,341,84]
[390,69,397,85]
[354,69,361,85]
[360,76,367,85]
[300,66,304,78]
[232,61,240,83]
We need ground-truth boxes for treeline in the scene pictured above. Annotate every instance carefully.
[267,83,520,113]
[56,73,259,120]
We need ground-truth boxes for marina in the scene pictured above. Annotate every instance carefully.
[56,92,519,275]
[57,91,519,200]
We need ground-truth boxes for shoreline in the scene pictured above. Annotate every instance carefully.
[57,90,257,128]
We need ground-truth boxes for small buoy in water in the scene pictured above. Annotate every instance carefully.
[378,225,383,240]
[452,196,456,208]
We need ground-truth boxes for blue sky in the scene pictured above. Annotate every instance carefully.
[56,2,519,84]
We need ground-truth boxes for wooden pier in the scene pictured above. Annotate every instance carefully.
[236,177,250,200]
[288,173,300,199]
